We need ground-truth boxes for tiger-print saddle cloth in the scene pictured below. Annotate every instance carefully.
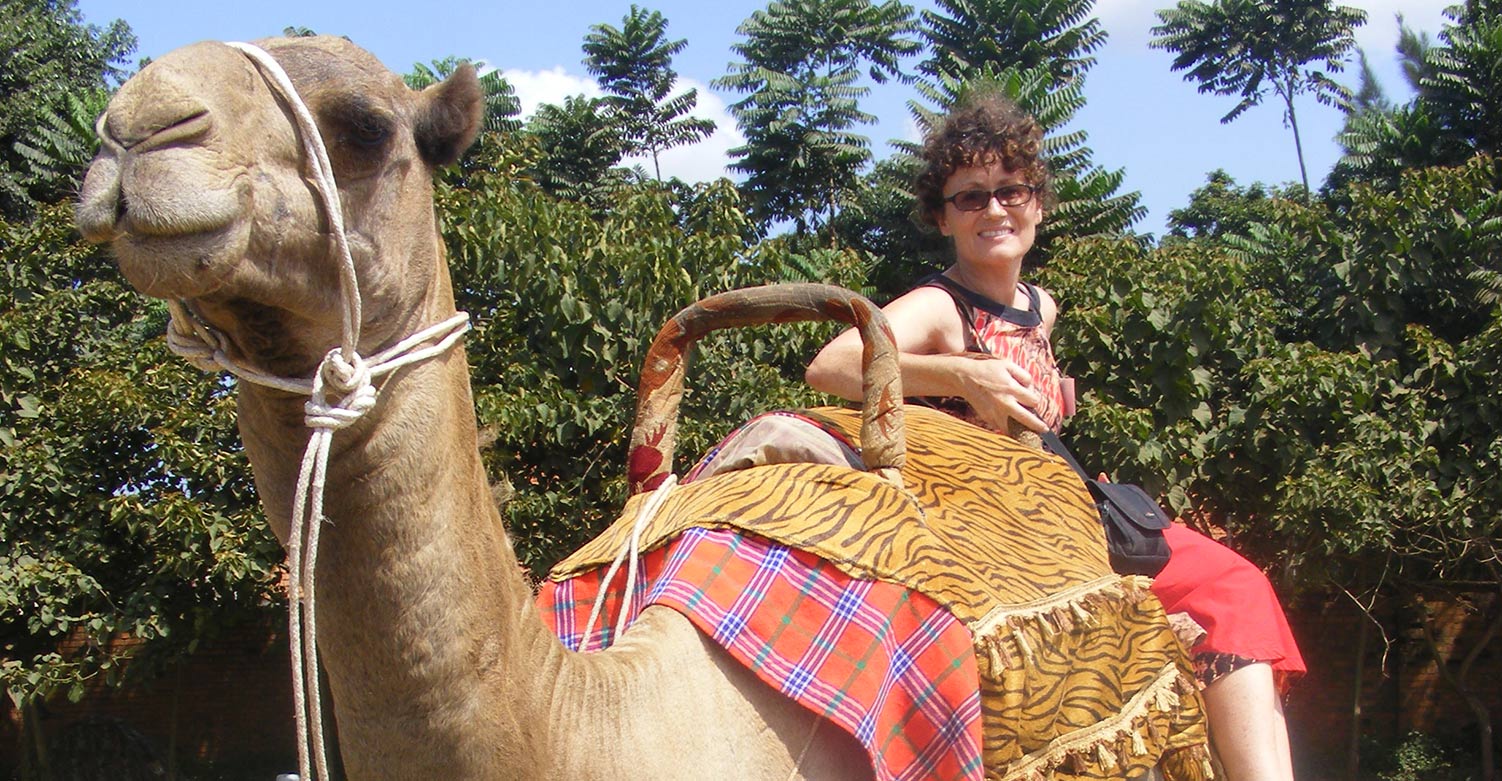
[550,406,1213,780]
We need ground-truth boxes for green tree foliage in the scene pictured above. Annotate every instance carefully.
[523,95,637,212]
[1042,156,1501,598]
[1150,0,1367,192]
[434,141,866,570]
[1421,0,1502,156]
[1396,14,1437,90]
[583,5,716,181]
[0,0,136,219]
[0,205,280,709]
[1164,170,1302,244]
[828,153,943,297]
[1133,156,1502,778]
[1334,4,1500,191]
[1347,49,1391,115]
[717,0,920,237]
[919,0,1107,87]
[11,89,111,201]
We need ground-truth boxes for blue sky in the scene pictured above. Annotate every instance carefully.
[76,0,1451,236]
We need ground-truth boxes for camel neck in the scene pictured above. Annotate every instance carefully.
[237,341,554,774]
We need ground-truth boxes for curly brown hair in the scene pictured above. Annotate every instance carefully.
[913,93,1053,228]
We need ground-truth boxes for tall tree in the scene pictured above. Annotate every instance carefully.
[716,0,920,237]
[523,95,636,211]
[1332,4,1500,190]
[919,0,1107,88]
[1396,13,1437,89]
[1421,0,1502,157]
[1346,49,1390,116]
[0,0,136,218]
[582,5,715,180]
[1150,0,1367,192]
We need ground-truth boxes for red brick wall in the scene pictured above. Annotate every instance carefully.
[1284,591,1501,778]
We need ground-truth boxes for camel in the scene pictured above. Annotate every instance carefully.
[76,36,1205,780]
[76,35,874,780]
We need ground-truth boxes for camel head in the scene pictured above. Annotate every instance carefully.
[77,36,483,377]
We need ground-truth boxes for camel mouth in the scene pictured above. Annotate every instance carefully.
[79,156,244,239]
[116,188,242,239]
[78,145,256,300]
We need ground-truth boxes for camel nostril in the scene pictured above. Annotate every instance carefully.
[119,109,213,153]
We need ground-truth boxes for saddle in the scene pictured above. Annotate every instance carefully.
[545,404,1212,780]
[542,285,1213,780]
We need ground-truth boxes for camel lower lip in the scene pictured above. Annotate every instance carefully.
[113,222,246,299]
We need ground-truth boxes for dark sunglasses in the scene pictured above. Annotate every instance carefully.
[943,184,1039,211]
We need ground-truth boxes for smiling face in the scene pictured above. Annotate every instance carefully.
[934,158,1043,273]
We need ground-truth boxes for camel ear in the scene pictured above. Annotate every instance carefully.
[415,63,483,167]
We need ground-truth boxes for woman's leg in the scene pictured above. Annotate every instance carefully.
[1201,661,1294,781]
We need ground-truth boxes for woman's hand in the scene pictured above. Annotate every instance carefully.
[954,353,1048,433]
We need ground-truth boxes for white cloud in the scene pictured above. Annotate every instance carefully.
[499,66,602,118]
[1092,0,1452,49]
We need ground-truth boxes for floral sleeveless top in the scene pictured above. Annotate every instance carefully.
[917,274,1069,432]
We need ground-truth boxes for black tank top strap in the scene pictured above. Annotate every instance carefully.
[1019,281,1042,313]
[916,273,1043,329]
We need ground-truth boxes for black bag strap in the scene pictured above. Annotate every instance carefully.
[1039,430,1093,482]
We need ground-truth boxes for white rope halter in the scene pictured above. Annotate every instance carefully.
[158,41,471,781]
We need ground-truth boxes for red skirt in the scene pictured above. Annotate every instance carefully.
[1150,524,1306,685]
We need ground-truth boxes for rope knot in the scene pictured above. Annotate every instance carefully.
[304,348,375,430]
[321,347,370,394]
[167,304,231,373]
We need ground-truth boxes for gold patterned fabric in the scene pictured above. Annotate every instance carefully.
[554,406,1212,779]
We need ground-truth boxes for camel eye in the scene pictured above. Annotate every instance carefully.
[323,96,394,151]
[344,113,392,149]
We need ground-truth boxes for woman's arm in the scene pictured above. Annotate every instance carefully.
[805,286,1048,432]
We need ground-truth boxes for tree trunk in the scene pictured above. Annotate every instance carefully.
[827,188,840,250]
[1413,591,1499,781]
[15,693,51,781]
[1283,84,1311,195]
[1346,608,1369,781]
[167,666,181,781]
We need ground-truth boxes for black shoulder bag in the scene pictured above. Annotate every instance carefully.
[1040,431,1172,577]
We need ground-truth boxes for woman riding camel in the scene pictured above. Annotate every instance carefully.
[805,91,1306,781]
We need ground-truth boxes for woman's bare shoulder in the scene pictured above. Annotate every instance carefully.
[883,284,968,353]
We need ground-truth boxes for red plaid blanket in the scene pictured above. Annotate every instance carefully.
[538,526,985,781]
